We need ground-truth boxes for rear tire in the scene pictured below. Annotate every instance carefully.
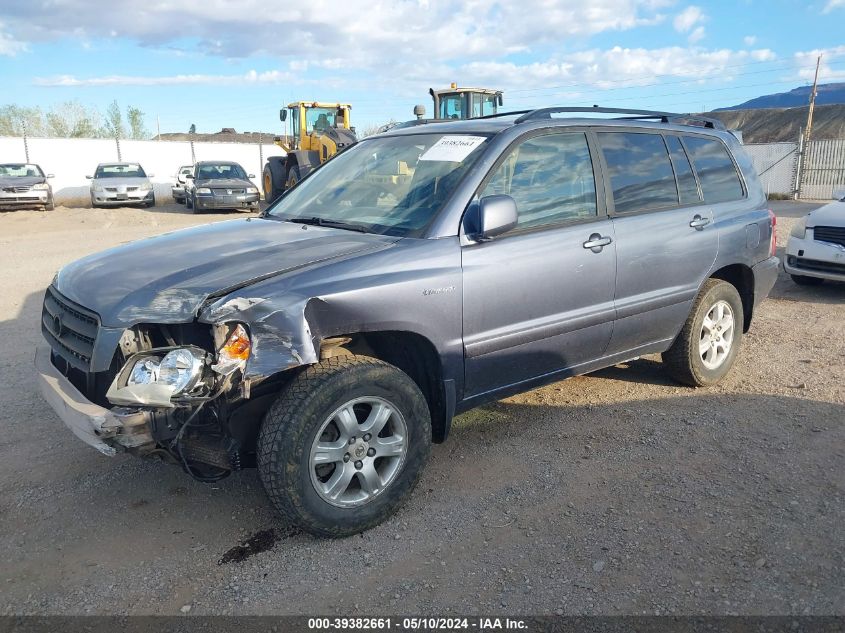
[663,278,744,387]
[790,274,824,286]
[258,355,432,537]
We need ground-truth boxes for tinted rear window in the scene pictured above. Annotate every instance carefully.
[598,132,678,214]
[666,136,701,204]
[682,136,745,203]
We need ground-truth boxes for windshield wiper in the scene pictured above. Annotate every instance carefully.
[287,217,368,233]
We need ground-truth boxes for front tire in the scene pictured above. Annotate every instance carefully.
[663,278,744,387]
[790,274,824,286]
[258,355,432,537]
[286,164,302,191]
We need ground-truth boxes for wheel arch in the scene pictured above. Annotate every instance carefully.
[709,263,755,332]
[319,330,454,444]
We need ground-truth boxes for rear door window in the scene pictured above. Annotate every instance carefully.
[598,132,678,213]
[666,135,701,204]
[682,136,745,203]
[480,132,597,229]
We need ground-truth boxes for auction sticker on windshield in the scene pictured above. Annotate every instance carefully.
[419,136,486,162]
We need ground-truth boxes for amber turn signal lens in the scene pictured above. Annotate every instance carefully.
[221,324,251,361]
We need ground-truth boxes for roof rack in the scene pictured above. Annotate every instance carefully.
[513,106,726,130]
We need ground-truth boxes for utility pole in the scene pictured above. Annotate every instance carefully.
[798,54,822,199]
[156,116,161,141]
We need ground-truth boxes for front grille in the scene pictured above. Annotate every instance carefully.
[41,286,99,371]
[794,257,845,276]
[2,186,30,193]
[104,187,117,193]
[813,226,845,248]
[213,188,245,195]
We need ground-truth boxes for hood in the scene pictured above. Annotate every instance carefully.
[0,176,46,187]
[194,177,253,188]
[55,217,397,327]
[91,176,150,187]
[806,200,845,227]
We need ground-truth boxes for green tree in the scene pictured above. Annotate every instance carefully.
[45,101,102,138]
[103,100,125,138]
[0,105,46,136]
[126,105,148,140]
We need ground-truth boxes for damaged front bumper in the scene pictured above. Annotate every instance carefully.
[35,345,154,456]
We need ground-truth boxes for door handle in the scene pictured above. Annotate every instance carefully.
[689,215,711,229]
[583,233,612,252]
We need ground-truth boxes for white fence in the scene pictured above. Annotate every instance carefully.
[744,142,798,197]
[0,136,286,204]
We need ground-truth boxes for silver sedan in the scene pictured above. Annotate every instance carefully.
[88,162,155,208]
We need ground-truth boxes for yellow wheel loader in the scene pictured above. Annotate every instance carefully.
[263,102,356,203]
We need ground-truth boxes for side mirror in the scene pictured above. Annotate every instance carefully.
[85,175,92,179]
[147,173,155,178]
[46,174,55,179]
[279,109,287,122]
[248,174,255,179]
[467,195,518,240]
[185,174,193,179]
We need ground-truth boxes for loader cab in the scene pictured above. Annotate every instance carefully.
[280,102,353,150]
[430,85,503,120]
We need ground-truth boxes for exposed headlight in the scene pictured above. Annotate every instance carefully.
[246,186,258,194]
[108,346,208,407]
[196,187,212,194]
[32,182,50,190]
[93,185,104,193]
[790,217,807,239]
[140,182,153,191]
[126,348,205,393]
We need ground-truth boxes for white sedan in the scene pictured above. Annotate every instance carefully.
[784,195,845,286]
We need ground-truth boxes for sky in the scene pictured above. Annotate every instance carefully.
[1,0,844,135]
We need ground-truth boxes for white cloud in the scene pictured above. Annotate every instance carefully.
[4,0,672,66]
[0,23,27,56]
[35,70,300,87]
[793,45,845,81]
[673,6,704,32]
[822,0,845,12]
[688,26,706,43]
[743,35,757,47]
[456,46,779,95]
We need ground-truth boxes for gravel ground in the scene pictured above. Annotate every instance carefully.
[0,203,842,616]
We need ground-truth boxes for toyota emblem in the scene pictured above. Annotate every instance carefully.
[53,313,64,337]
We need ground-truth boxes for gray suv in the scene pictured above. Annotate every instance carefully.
[35,107,779,536]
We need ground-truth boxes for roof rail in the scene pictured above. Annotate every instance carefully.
[513,106,726,130]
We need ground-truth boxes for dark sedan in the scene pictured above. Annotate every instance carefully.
[0,163,54,210]
[185,161,260,212]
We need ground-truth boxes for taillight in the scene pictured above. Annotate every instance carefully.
[768,209,777,257]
